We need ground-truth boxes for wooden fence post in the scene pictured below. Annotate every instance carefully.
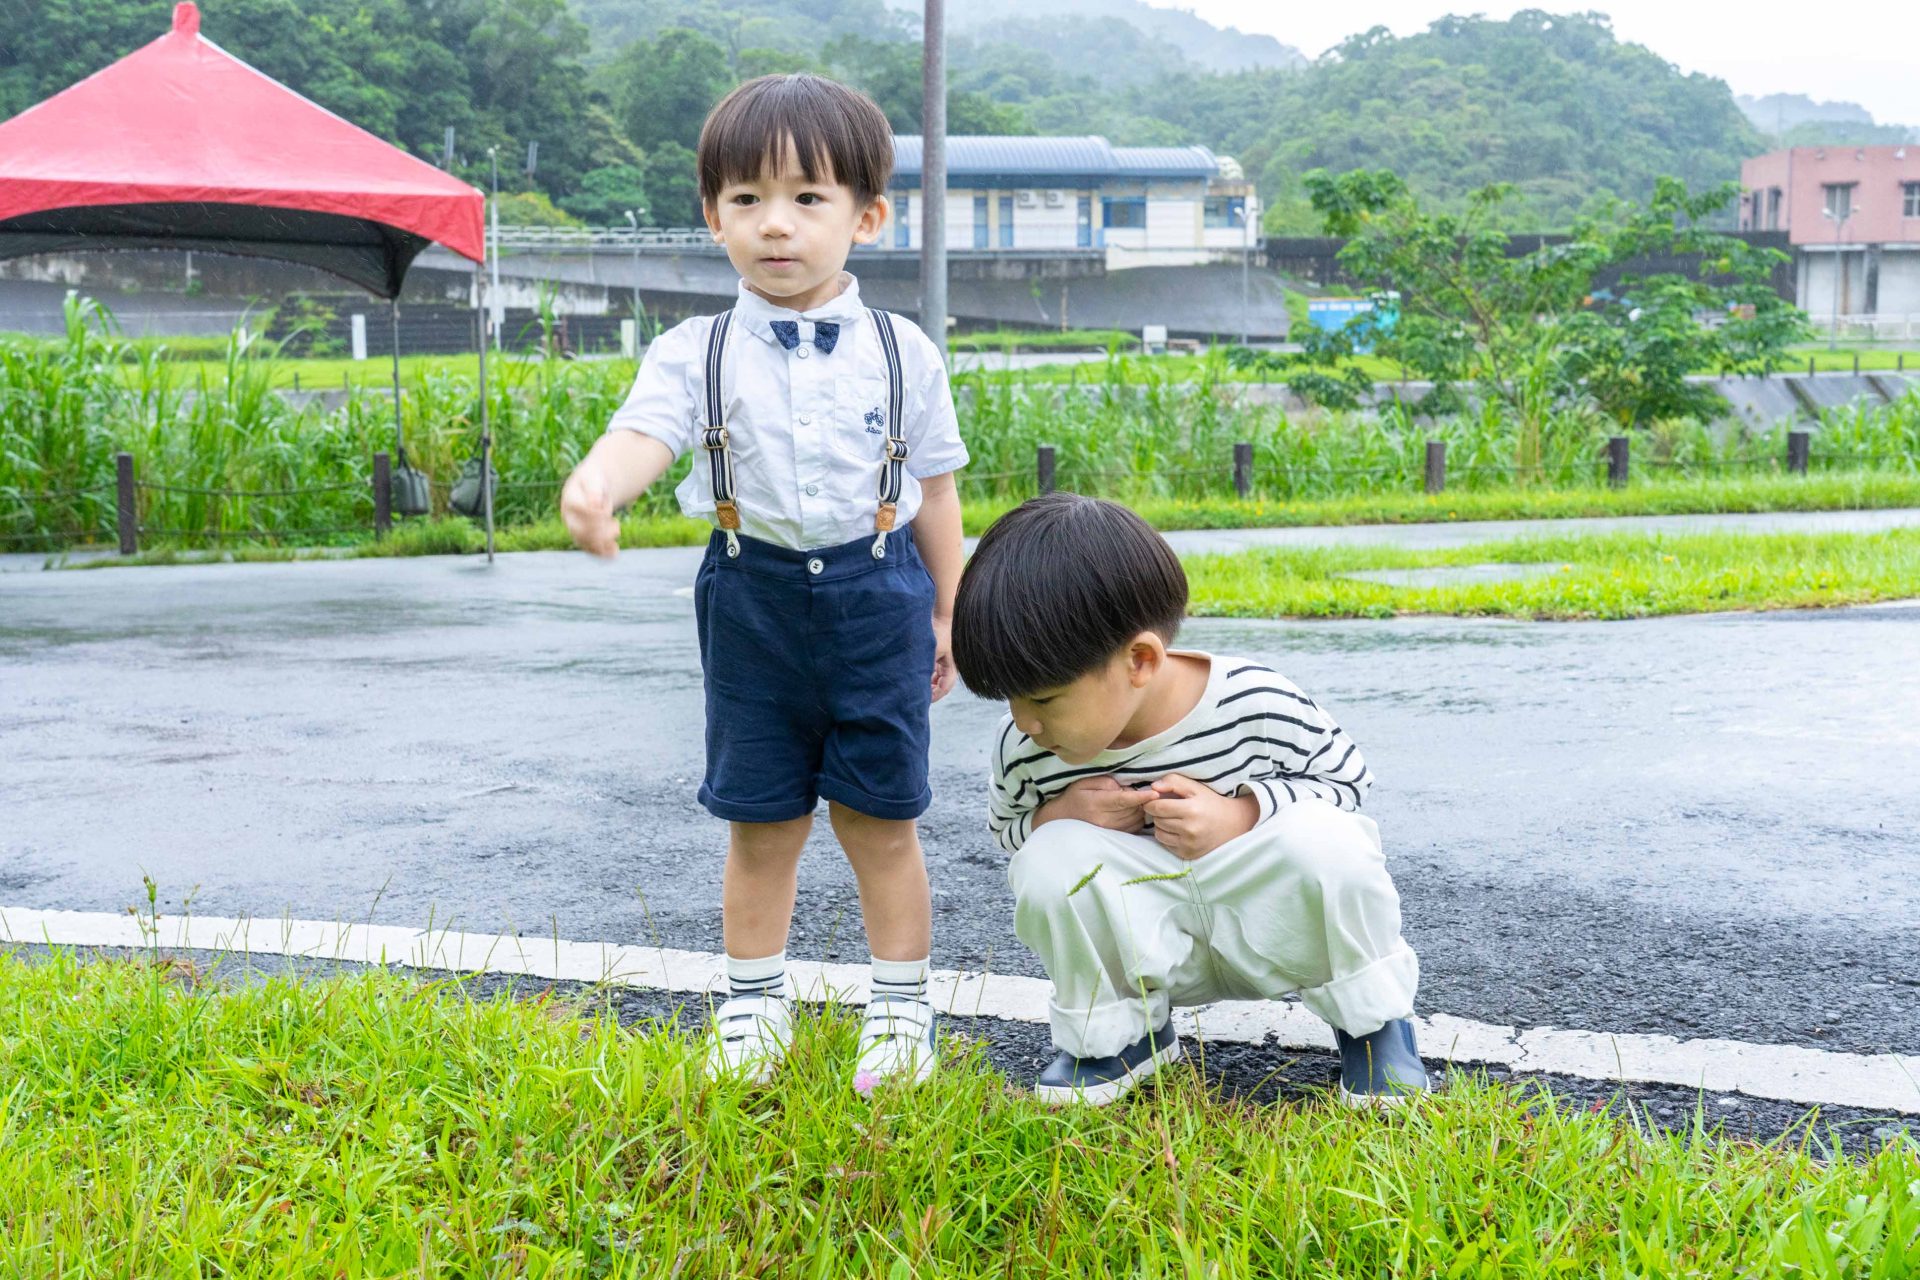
[1607,436,1630,489]
[1037,445,1056,495]
[1233,442,1253,499]
[115,452,137,555]
[373,452,392,540]
[1787,430,1810,475]
[1424,440,1446,494]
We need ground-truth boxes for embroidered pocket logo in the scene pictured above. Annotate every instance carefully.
[863,406,885,435]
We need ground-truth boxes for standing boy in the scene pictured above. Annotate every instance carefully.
[559,76,968,1090]
[951,494,1429,1106]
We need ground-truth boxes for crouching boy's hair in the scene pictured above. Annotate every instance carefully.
[952,493,1188,701]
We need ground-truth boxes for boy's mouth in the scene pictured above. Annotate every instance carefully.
[759,257,798,270]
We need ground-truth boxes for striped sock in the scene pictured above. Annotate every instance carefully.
[726,952,787,1002]
[870,955,930,1005]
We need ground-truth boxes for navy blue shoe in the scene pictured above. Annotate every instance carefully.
[1334,1018,1431,1107]
[1034,1021,1182,1107]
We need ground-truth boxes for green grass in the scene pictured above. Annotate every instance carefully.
[45,471,1920,570]
[987,344,1919,385]
[1185,527,1920,621]
[949,328,1137,353]
[3,947,1914,1276]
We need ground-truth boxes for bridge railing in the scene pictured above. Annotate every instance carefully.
[491,225,716,249]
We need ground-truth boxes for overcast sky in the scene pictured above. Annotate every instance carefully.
[1153,1,1920,126]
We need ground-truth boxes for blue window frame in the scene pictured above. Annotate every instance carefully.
[1102,197,1146,230]
[1204,195,1246,229]
[973,194,989,249]
[1077,194,1092,247]
[998,195,1014,247]
[895,193,910,247]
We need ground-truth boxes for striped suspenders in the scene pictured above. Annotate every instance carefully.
[697,307,911,561]
[867,308,910,559]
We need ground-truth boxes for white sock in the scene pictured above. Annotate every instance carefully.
[870,955,930,1005]
[726,952,786,1002]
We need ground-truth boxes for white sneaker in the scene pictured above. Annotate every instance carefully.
[704,994,792,1084]
[852,996,938,1093]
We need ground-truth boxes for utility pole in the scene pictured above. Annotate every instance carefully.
[921,0,947,362]
[488,147,503,352]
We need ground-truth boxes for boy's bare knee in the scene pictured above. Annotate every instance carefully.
[827,802,919,861]
[729,814,812,866]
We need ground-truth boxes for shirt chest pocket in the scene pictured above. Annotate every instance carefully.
[831,373,894,468]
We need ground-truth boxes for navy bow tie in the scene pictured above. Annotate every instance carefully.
[769,320,839,354]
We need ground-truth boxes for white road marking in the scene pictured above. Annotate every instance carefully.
[4,905,1915,1115]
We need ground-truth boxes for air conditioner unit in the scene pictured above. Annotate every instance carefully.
[1015,190,1040,207]
[1043,189,1065,207]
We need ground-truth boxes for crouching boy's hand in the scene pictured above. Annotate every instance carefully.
[1144,774,1259,860]
[1036,776,1156,834]
[560,462,621,558]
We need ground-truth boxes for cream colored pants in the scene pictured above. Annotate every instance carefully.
[1007,799,1420,1058]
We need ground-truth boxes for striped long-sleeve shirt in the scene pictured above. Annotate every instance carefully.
[987,652,1373,854]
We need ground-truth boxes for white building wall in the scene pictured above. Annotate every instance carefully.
[1008,191,1081,248]
[1876,249,1920,319]
[1801,249,1871,317]
[1146,196,1200,250]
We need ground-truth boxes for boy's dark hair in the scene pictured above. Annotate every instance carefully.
[698,74,894,206]
[952,494,1188,702]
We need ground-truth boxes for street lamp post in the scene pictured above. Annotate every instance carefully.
[622,208,646,326]
[1823,199,1856,352]
[1234,202,1252,346]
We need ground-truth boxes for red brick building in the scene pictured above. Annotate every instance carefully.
[1741,145,1920,330]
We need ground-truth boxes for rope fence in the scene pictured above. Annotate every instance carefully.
[4,430,1912,556]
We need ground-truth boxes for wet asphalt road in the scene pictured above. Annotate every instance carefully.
[2,545,1917,1065]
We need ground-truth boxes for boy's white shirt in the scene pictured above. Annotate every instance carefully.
[606,272,969,552]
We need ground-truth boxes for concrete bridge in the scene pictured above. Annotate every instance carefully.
[410,227,1293,340]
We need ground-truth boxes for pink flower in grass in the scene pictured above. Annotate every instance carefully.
[853,1070,880,1096]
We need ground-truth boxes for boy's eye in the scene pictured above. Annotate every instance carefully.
[730,193,758,206]
[796,193,822,205]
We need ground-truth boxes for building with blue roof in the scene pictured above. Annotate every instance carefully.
[880,135,1258,267]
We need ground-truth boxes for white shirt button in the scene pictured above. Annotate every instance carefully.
[807,557,825,575]
[805,483,819,496]
[798,413,812,425]
[796,346,810,359]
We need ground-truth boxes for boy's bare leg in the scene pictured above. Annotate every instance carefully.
[827,803,931,961]
[721,815,813,959]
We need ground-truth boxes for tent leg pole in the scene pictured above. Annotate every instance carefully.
[477,266,495,563]
[389,299,405,462]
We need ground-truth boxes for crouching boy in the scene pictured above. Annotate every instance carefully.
[950,494,1429,1106]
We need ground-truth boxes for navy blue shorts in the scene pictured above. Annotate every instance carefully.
[693,526,936,824]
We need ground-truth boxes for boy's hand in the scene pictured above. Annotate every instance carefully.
[560,462,620,558]
[1039,776,1155,834]
[1144,774,1259,861]
[930,617,957,703]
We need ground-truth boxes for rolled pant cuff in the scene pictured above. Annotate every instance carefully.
[1294,943,1420,1038]
[1046,990,1171,1060]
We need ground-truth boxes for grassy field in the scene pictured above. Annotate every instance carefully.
[7,301,1918,553]
[53,471,1920,570]
[1005,344,1920,385]
[1185,527,1920,621]
[2,948,1913,1277]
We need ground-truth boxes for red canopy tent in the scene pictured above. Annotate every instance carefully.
[0,2,499,552]
[0,1,484,296]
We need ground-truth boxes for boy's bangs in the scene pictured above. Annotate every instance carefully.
[699,75,892,204]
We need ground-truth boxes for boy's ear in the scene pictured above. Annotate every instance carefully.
[852,193,890,246]
[702,199,723,241]
[1125,633,1168,688]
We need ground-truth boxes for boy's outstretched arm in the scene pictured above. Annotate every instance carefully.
[560,431,677,559]
[912,470,963,702]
